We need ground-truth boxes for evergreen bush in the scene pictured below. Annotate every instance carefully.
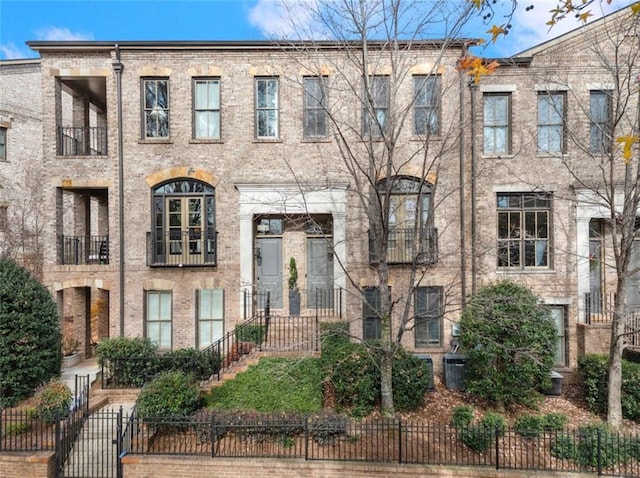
[137,371,202,428]
[95,337,157,387]
[458,280,557,409]
[0,258,62,407]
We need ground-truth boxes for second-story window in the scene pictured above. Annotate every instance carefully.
[303,77,327,139]
[193,78,221,140]
[255,77,279,139]
[413,76,440,136]
[143,78,170,139]
[497,192,552,270]
[483,93,511,155]
[537,91,565,154]
[590,90,612,154]
[362,75,389,137]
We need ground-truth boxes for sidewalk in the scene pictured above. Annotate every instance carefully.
[61,356,101,394]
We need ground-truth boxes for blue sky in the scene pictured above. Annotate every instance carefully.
[0,0,634,61]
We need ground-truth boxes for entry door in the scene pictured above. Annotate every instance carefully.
[256,237,283,309]
[307,238,334,308]
[166,197,204,264]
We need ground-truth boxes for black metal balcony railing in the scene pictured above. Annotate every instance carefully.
[369,227,438,265]
[59,235,109,265]
[147,230,217,267]
[57,126,107,156]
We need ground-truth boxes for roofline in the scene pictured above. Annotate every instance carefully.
[513,6,633,57]
[27,39,480,53]
[0,58,41,66]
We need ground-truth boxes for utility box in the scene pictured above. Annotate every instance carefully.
[414,354,435,390]
[542,371,563,396]
[443,354,467,390]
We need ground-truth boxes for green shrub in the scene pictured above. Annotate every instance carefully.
[574,423,624,469]
[458,411,506,453]
[515,414,544,438]
[579,354,640,421]
[0,259,62,407]
[458,280,557,409]
[235,324,265,344]
[160,348,215,381]
[392,348,433,411]
[450,406,474,428]
[137,371,202,427]
[551,432,577,460]
[33,378,72,422]
[96,337,157,387]
[543,412,568,431]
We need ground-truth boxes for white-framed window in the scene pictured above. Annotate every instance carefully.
[197,289,224,349]
[145,290,172,349]
[537,92,565,154]
[483,93,511,155]
[303,77,328,139]
[497,192,552,269]
[362,76,389,137]
[255,77,279,139]
[193,78,221,140]
[414,286,442,348]
[0,127,6,160]
[413,75,440,136]
[590,90,612,154]
[549,305,567,366]
[142,78,170,138]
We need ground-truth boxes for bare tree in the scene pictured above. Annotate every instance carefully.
[487,10,640,429]
[267,0,484,415]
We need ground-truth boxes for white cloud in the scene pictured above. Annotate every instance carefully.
[248,0,309,38]
[0,42,32,60]
[34,26,94,42]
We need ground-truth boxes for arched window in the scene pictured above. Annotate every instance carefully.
[150,179,216,266]
[371,176,437,265]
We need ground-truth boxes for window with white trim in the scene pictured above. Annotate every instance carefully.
[483,93,511,155]
[549,305,567,366]
[193,78,221,140]
[537,92,565,154]
[255,77,279,138]
[145,290,172,349]
[142,78,170,138]
[197,289,224,349]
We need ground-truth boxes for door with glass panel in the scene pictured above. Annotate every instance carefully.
[166,197,205,264]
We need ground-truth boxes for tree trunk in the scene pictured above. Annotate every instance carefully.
[607,312,625,429]
[380,347,394,416]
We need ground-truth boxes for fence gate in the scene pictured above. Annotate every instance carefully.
[57,409,123,478]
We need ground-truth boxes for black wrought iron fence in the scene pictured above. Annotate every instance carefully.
[57,126,107,156]
[59,235,109,265]
[117,414,640,476]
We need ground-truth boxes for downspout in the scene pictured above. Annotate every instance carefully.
[458,45,468,310]
[469,81,478,295]
[113,44,125,337]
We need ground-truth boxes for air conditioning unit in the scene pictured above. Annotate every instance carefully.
[443,353,467,390]
[414,354,435,390]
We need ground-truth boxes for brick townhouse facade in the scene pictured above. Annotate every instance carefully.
[1,7,637,371]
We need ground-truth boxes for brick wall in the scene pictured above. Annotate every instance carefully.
[121,455,595,478]
[0,452,55,478]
